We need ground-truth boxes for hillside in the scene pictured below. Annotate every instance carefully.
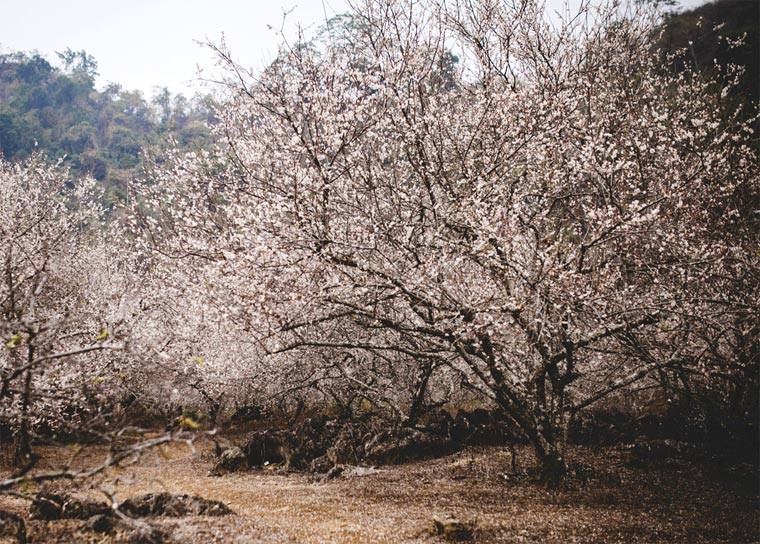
[0,49,215,204]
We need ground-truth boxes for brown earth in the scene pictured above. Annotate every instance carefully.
[0,439,757,543]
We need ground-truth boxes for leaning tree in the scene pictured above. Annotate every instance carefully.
[136,0,758,484]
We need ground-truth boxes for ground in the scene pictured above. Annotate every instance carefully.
[0,439,757,543]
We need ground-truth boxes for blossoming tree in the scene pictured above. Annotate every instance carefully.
[0,158,131,464]
[136,0,758,484]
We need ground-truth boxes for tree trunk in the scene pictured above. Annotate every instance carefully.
[501,416,568,487]
[406,361,434,427]
[519,418,569,488]
[536,446,567,488]
[13,368,33,467]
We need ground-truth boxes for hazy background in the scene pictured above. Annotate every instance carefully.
[0,0,348,97]
[0,0,706,97]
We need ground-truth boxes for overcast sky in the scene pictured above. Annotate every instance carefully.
[0,0,350,97]
[0,0,705,99]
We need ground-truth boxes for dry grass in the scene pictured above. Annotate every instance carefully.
[1,439,757,543]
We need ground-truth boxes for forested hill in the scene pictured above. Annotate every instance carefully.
[0,48,216,204]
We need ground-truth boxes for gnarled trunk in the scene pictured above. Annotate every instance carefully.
[491,380,570,488]
[535,445,567,488]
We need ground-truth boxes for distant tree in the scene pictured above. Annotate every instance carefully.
[56,47,99,79]
[0,113,35,158]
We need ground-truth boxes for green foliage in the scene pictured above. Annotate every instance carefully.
[5,334,23,349]
[0,49,216,200]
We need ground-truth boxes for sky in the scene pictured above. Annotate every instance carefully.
[0,0,349,98]
[0,0,705,99]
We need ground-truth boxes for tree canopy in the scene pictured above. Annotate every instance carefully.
[131,0,758,485]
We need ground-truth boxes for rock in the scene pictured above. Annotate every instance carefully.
[325,425,364,466]
[86,513,117,534]
[570,409,634,445]
[119,492,232,517]
[210,446,246,475]
[320,463,381,481]
[309,454,333,474]
[63,496,112,520]
[287,416,340,470]
[213,437,233,457]
[432,515,473,541]
[242,430,293,467]
[225,416,466,474]
[421,408,455,438]
[29,492,65,520]
[365,428,459,465]
[229,404,263,424]
[342,465,381,477]
[30,492,110,520]
[627,439,698,464]
[452,408,512,446]
[324,464,345,480]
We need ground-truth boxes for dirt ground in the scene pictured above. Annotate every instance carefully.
[0,439,757,543]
